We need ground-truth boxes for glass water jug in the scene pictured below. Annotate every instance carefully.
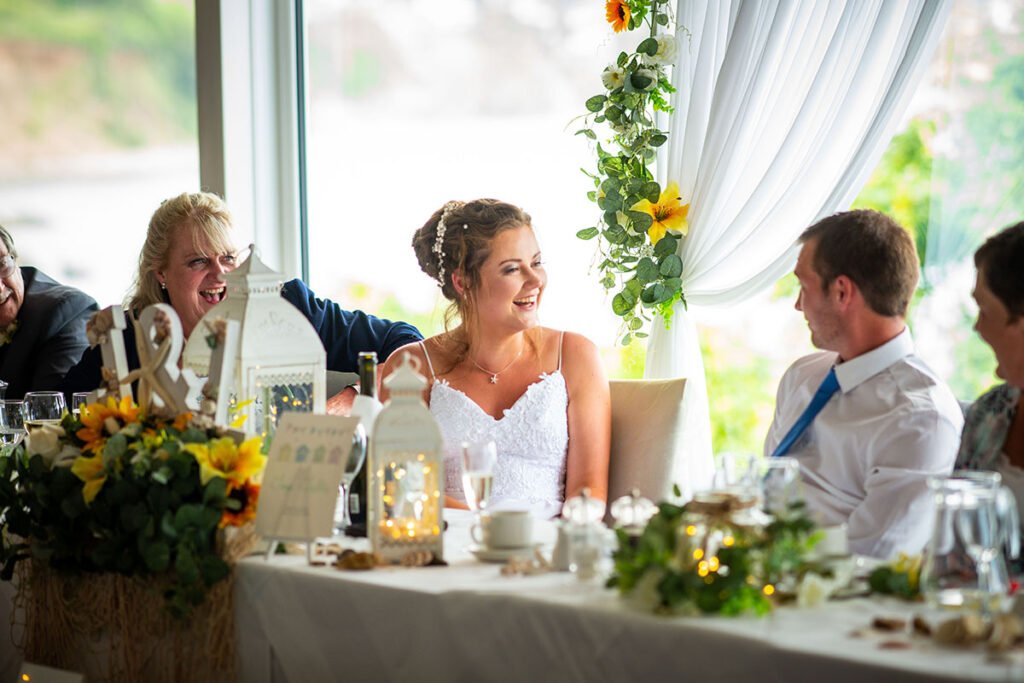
[921,470,1021,615]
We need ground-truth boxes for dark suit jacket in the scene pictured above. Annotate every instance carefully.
[60,278,422,398]
[0,267,98,399]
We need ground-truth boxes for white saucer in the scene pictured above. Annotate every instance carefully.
[468,543,541,563]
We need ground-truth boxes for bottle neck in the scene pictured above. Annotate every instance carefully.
[358,354,378,398]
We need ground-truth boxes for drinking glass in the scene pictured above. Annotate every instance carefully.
[757,457,802,515]
[333,424,367,535]
[22,391,67,429]
[712,452,757,496]
[0,400,24,445]
[922,470,1018,618]
[71,392,91,417]
[461,440,497,517]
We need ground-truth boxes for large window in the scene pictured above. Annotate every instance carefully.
[303,0,1021,454]
[303,0,628,364]
[0,0,199,308]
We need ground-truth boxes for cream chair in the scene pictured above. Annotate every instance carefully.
[607,378,687,506]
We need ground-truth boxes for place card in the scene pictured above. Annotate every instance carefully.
[255,413,359,543]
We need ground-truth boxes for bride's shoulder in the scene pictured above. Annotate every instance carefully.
[382,338,431,375]
[537,328,600,371]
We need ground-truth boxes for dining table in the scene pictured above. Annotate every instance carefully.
[2,510,1022,682]
[232,510,1021,683]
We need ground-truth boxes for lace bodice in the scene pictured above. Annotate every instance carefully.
[422,339,569,519]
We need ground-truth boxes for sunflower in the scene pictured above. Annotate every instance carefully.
[71,454,107,504]
[221,481,261,528]
[76,403,114,453]
[631,181,690,243]
[184,436,266,491]
[605,0,630,32]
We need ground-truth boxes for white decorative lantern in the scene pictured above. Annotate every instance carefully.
[369,353,444,563]
[182,246,326,438]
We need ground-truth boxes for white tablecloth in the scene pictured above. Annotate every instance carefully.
[234,512,1020,683]
[2,511,1021,682]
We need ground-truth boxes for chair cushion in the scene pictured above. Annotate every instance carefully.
[607,378,687,505]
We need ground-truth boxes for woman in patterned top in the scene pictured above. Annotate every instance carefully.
[956,221,1024,520]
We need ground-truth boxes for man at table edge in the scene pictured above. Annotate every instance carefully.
[764,209,963,559]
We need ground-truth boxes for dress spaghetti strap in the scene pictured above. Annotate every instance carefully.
[557,331,565,372]
[419,340,437,381]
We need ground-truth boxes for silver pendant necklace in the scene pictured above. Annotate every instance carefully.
[470,346,524,384]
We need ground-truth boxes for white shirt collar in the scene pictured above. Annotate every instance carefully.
[834,327,913,393]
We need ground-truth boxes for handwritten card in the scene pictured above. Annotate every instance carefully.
[255,412,360,542]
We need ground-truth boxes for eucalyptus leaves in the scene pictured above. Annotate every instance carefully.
[578,0,684,344]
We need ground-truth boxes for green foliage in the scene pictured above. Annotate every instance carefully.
[852,120,935,275]
[606,497,820,616]
[867,554,922,600]
[0,0,196,147]
[579,0,682,344]
[701,332,776,455]
[0,409,260,618]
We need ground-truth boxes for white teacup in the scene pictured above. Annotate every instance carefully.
[471,510,533,549]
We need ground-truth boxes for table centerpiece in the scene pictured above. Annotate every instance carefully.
[0,306,266,682]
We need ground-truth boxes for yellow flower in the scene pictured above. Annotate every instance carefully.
[632,182,690,243]
[605,0,630,32]
[893,553,922,589]
[221,482,261,528]
[185,436,265,491]
[71,454,107,504]
[77,395,140,454]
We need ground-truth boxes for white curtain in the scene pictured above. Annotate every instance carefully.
[647,0,952,491]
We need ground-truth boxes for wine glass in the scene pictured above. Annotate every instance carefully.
[71,392,91,417]
[955,496,1005,617]
[461,440,497,518]
[333,423,367,535]
[22,391,67,429]
[0,400,24,446]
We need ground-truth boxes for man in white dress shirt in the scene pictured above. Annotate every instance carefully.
[764,210,963,559]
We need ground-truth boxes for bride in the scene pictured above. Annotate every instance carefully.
[380,199,610,517]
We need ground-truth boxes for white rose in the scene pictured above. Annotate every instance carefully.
[796,572,835,608]
[601,65,625,90]
[26,423,66,467]
[644,35,678,66]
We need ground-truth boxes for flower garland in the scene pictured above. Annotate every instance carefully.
[607,489,822,616]
[578,0,686,344]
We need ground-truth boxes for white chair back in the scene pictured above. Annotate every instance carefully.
[607,378,687,506]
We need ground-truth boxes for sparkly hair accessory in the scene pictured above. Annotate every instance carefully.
[433,201,463,288]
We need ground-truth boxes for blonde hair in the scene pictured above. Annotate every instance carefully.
[128,192,236,314]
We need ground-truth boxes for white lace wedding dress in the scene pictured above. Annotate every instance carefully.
[420,336,569,519]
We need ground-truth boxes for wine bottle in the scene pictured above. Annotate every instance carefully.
[345,351,381,537]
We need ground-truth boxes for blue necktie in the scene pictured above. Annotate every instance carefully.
[771,368,839,458]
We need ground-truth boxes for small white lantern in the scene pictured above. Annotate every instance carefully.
[182,247,326,438]
[369,353,444,563]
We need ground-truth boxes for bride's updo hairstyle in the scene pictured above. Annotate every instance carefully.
[412,199,533,353]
